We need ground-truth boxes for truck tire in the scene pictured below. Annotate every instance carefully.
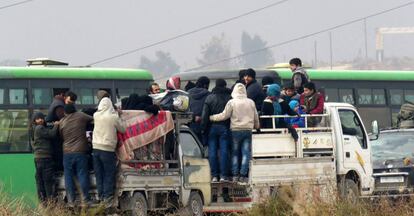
[340,179,359,203]
[131,192,148,216]
[185,191,203,216]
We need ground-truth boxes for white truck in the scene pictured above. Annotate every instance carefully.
[56,102,378,215]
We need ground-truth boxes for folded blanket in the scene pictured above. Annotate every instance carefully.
[117,110,174,160]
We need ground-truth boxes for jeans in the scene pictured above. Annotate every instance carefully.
[93,149,117,201]
[208,124,230,178]
[231,130,252,177]
[34,158,55,203]
[189,122,208,146]
[63,153,91,203]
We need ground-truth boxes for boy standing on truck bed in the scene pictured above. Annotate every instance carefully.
[210,83,260,183]
[32,112,59,204]
[59,104,94,207]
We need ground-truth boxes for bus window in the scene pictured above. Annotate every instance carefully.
[9,89,27,105]
[116,88,133,100]
[391,108,400,127]
[33,88,52,105]
[357,89,372,105]
[339,89,354,104]
[390,89,403,105]
[373,89,386,105]
[404,90,414,103]
[0,89,4,104]
[0,110,30,153]
[78,88,94,104]
[325,88,339,102]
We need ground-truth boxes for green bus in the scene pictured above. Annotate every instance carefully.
[176,68,414,130]
[0,66,153,204]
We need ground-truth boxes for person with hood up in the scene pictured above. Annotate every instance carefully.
[31,112,59,204]
[243,68,265,111]
[287,100,305,128]
[209,83,259,183]
[289,58,310,94]
[261,84,299,142]
[201,79,232,182]
[92,97,125,205]
[188,76,210,144]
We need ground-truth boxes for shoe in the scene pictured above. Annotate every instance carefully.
[220,177,229,182]
[212,177,219,183]
[232,176,239,182]
[239,177,249,184]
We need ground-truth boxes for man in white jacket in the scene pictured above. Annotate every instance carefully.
[210,83,260,183]
[92,97,125,205]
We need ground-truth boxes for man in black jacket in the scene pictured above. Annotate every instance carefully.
[201,79,232,182]
[188,76,210,144]
[244,68,265,111]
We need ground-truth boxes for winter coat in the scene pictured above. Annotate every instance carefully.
[246,80,265,111]
[261,99,297,129]
[188,87,210,117]
[210,83,259,131]
[46,98,64,122]
[300,92,324,114]
[32,124,58,159]
[93,98,125,152]
[201,87,232,132]
[291,67,310,94]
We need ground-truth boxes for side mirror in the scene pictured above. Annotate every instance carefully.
[370,120,379,141]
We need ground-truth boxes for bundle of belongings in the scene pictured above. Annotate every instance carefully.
[398,102,414,128]
[117,110,174,170]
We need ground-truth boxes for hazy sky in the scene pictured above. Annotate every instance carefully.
[0,0,412,71]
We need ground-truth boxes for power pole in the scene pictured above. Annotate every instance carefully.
[314,40,318,68]
[329,32,333,70]
[364,18,368,61]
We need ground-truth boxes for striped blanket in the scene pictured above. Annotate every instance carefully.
[117,110,174,161]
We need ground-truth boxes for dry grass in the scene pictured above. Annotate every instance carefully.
[242,186,414,216]
[0,189,107,216]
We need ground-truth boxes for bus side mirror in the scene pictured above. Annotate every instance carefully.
[370,120,379,141]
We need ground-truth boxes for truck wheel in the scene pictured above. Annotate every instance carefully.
[131,192,148,216]
[340,179,359,203]
[185,191,203,216]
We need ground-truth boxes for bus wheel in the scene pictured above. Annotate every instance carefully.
[340,179,359,203]
[131,192,147,216]
[185,191,203,216]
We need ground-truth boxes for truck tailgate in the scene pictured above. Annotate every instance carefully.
[250,157,336,202]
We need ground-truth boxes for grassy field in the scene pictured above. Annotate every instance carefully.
[2,187,414,216]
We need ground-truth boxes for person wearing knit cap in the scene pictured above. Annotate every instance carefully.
[31,112,59,204]
[243,68,265,111]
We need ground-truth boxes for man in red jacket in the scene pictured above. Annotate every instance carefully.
[300,82,324,127]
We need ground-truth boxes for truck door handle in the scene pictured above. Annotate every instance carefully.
[344,138,350,141]
[185,162,191,167]
[346,152,350,158]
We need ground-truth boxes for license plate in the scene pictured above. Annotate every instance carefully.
[380,176,404,183]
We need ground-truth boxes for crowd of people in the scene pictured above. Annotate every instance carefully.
[31,57,325,207]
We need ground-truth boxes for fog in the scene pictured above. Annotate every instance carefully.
[0,0,412,70]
